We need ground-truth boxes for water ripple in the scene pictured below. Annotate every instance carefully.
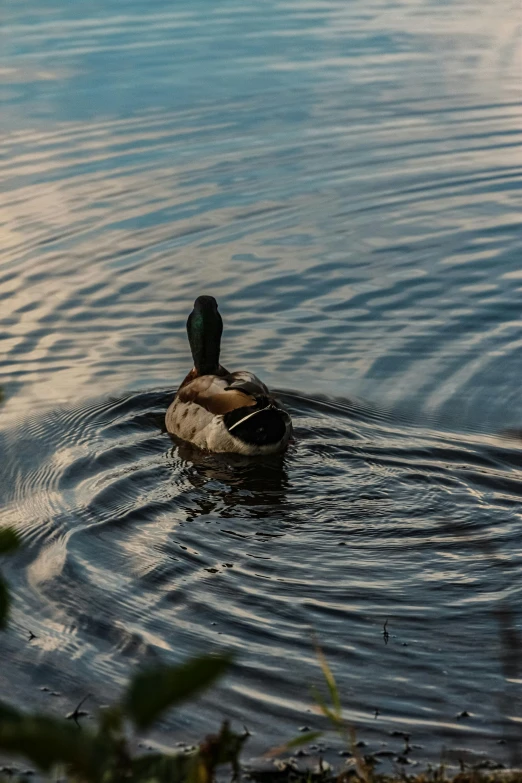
[1,391,521,761]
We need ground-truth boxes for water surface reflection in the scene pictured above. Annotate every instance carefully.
[1,0,522,768]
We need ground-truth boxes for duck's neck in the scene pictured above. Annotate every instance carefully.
[187,303,223,376]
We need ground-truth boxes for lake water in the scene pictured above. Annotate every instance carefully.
[1,0,522,771]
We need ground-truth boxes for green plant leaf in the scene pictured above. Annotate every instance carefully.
[0,529,20,629]
[0,714,100,777]
[0,700,22,723]
[124,653,233,730]
[0,579,10,630]
[0,528,20,556]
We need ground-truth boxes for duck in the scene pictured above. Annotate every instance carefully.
[165,296,292,455]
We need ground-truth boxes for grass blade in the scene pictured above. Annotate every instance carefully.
[314,641,341,718]
[266,731,323,758]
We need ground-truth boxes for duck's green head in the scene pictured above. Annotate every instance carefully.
[187,295,223,376]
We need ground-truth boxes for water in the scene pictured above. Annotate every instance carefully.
[1,0,522,770]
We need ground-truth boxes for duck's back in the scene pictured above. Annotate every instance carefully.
[165,370,291,454]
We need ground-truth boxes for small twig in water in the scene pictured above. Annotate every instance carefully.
[66,694,91,728]
[383,619,389,645]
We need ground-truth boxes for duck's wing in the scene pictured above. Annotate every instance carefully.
[177,371,262,415]
[223,370,270,397]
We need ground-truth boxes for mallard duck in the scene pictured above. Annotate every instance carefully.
[165,296,292,454]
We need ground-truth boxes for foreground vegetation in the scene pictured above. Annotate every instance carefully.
[0,529,519,783]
